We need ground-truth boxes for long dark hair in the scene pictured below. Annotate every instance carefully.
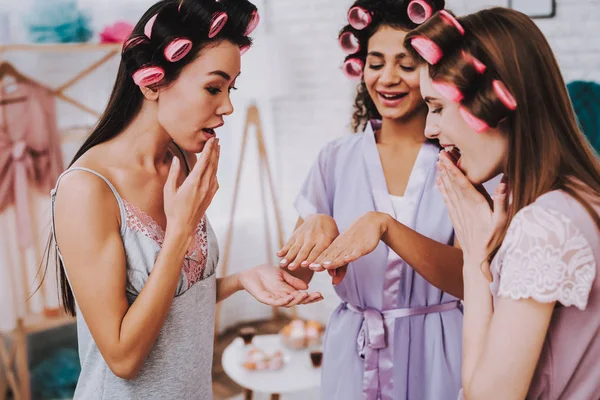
[43,0,257,316]
[340,0,445,132]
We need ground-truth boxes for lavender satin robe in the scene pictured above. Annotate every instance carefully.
[295,121,463,400]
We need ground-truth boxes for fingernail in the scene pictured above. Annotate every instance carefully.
[343,255,350,259]
[301,261,308,267]
[323,261,332,266]
[172,157,178,166]
[280,259,287,265]
[310,263,320,269]
[289,263,296,268]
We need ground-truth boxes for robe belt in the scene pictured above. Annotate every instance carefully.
[345,300,461,399]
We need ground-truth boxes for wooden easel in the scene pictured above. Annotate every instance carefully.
[215,103,296,336]
[0,43,119,400]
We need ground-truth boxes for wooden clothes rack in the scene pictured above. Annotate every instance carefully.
[215,103,297,336]
[0,43,121,118]
[0,43,120,400]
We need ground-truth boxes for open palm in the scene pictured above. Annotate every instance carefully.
[240,265,323,307]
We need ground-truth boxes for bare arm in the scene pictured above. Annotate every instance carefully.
[381,213,464,299]
[216,274,242,303]
[309,212,464,299]
[56,140,220,380]
[55,173,193,381]
[461,261,554,399]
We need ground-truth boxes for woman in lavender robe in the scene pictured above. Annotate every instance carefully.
[277,1,465,399]
[319,8,600,400]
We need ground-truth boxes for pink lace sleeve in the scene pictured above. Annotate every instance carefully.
[497,204,596,310]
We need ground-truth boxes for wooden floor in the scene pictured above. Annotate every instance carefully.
[212,316,291,400]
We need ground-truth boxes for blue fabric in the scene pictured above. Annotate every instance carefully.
[31,348,81,399]
[567,80,600,153]
[25,0,92,43]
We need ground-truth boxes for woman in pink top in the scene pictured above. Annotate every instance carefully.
[315,7,600,400]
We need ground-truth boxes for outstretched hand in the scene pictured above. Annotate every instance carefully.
[240,265,323,307]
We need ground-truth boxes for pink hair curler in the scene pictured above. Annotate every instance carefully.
[461,51,486,73]
[407,0,434,25]
[410,36,443,64]
[438,10,464,35]
[209,12,228,38]
[339,31,360,55]
[144,14,158,39]
[470,56,486,74]
[459,106,489,133]
[245,10,260,35]
[342,58,364,80]
[133,66,165,87]
[164,38,192,62]
[492,80,517,110]
[240,44,251,55]
[123,35,147,52]
[348,6,372,30]
[432,81,464,102]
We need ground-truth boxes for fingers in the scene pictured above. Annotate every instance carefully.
[164,156,180,195]
[186,138,216,183]
[341,248,362,265]
[492,178,508,228]
[319,242,345,270]
[282,291,310,307]
[436,175,458,224]
[281,271,309,291]
[280,242,301,268]
[288,242,316,270]
[201,139,220,183]
[437,160,459,205]
[302,242,329,268]
[302,292,324,304]
[329,252,352,269]
[309,250,328,271]
[286,292,323,307]
[439,152,470,191]
[277,238,293,258]
[322,239,359,269]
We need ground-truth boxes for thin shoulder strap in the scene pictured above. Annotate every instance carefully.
[50,167,127,246]
[172,141,191,174]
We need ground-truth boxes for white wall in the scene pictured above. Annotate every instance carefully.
[1,0,599,330]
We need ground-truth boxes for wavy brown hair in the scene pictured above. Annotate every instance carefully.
[405,8,600,262]
[340,0,445,132]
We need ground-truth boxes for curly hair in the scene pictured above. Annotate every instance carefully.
[341,0,445,132]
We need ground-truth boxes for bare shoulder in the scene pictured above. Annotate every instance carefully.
[53,169,122,245]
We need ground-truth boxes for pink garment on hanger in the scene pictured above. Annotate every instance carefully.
[0,80,64,248]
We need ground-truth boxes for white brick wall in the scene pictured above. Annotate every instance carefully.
[266,0,600,320]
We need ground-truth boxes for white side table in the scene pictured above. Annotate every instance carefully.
[221,334,321,400]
